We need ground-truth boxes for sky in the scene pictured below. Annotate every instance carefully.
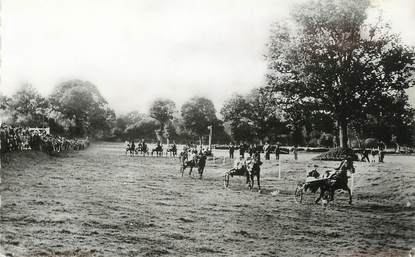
[1,0,415,115]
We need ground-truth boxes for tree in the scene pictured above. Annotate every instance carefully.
[49,79,115,137]
[221,90,287,143]
[149,98,176,140]
[124,117,161,141]
[8,84,49,127]
[266,0,415,147]
[221,94,254,142]
[245,88,287,142]
[181,97,217,143]
[0,92,11,122]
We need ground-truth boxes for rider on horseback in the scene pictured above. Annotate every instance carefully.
[329,156,355,179]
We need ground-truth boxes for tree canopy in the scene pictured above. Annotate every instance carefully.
[181,97,217,141]
[149,98,177,140]
[221,89,287,143]
[6,84,49,127]
[49,79,115,137]
[266,0,415,147]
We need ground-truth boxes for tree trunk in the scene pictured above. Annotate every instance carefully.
[338,119,348,148]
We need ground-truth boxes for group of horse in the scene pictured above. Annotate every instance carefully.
[125,142,355,206]
[125,142,178,157]
[178,147,354,206]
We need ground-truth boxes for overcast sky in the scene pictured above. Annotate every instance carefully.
[1,0,415,114]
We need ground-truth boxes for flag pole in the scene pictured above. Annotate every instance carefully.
[208,125,212,150]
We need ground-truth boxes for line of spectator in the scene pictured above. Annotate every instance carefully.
[0,124,90,155]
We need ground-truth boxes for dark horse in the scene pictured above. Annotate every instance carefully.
[180,151,207,179]
[151,144,163,156]
[224,154,262,191]
[125,142,135,156]
[135,142,149,156]
[315,158,355,205]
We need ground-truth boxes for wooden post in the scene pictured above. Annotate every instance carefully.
[208,125,212,150]
[350,173,354,196]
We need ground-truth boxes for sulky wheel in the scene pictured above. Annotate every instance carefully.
[294,183,305,204]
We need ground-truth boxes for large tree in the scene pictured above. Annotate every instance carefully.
[220,94,255,142]
[49,79,115,137]
[181,97,217,143]
[149,98,176,140]
[266,0,415,147]
[221,89,287,143]
[7,84,49,127]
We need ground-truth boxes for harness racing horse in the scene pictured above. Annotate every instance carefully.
[151,145,163,156]
[134,143,149,156]
[224,154,263,192]
[125,143,136,156]
[180,151,197,177]
[246,154,263,191]
[315,159,355,205]
[167,144,178,157]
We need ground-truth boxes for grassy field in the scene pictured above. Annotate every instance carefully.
[1,142,414,257]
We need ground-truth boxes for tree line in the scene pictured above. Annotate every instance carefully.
[1,0,414,147]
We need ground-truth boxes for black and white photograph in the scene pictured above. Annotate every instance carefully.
[1,0,414,256]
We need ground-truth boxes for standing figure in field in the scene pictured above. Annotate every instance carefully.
[275,143,280,161]
[229,142,235,159]
[264,141,270,160]
[293,145,298,160]
[239,142,246,158]
[360,146,370,162]
[371,147,377,162]
[378,141,386,162]
[197,151,207,179]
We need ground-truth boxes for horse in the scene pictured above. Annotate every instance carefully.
[315,159,354,205]
[180,151,198,177]
[151,145,163,156]
[139,143,149,156]
[125,142,136,156]
[167,144,177,157]
[246,154,262,191]
[224,154,263,192]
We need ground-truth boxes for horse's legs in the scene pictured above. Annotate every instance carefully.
[315,188,324,204]
[181,164,186,177]
[250,174,255,190]
[330,188,335,201]
[224,173,229,188]
[345,186,352,205]
[257,173,261,191]
[199,168,203,179]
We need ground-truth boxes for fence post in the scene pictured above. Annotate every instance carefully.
[351,173,354,196]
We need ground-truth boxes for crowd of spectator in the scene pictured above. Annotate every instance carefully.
[0,124,90,155]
